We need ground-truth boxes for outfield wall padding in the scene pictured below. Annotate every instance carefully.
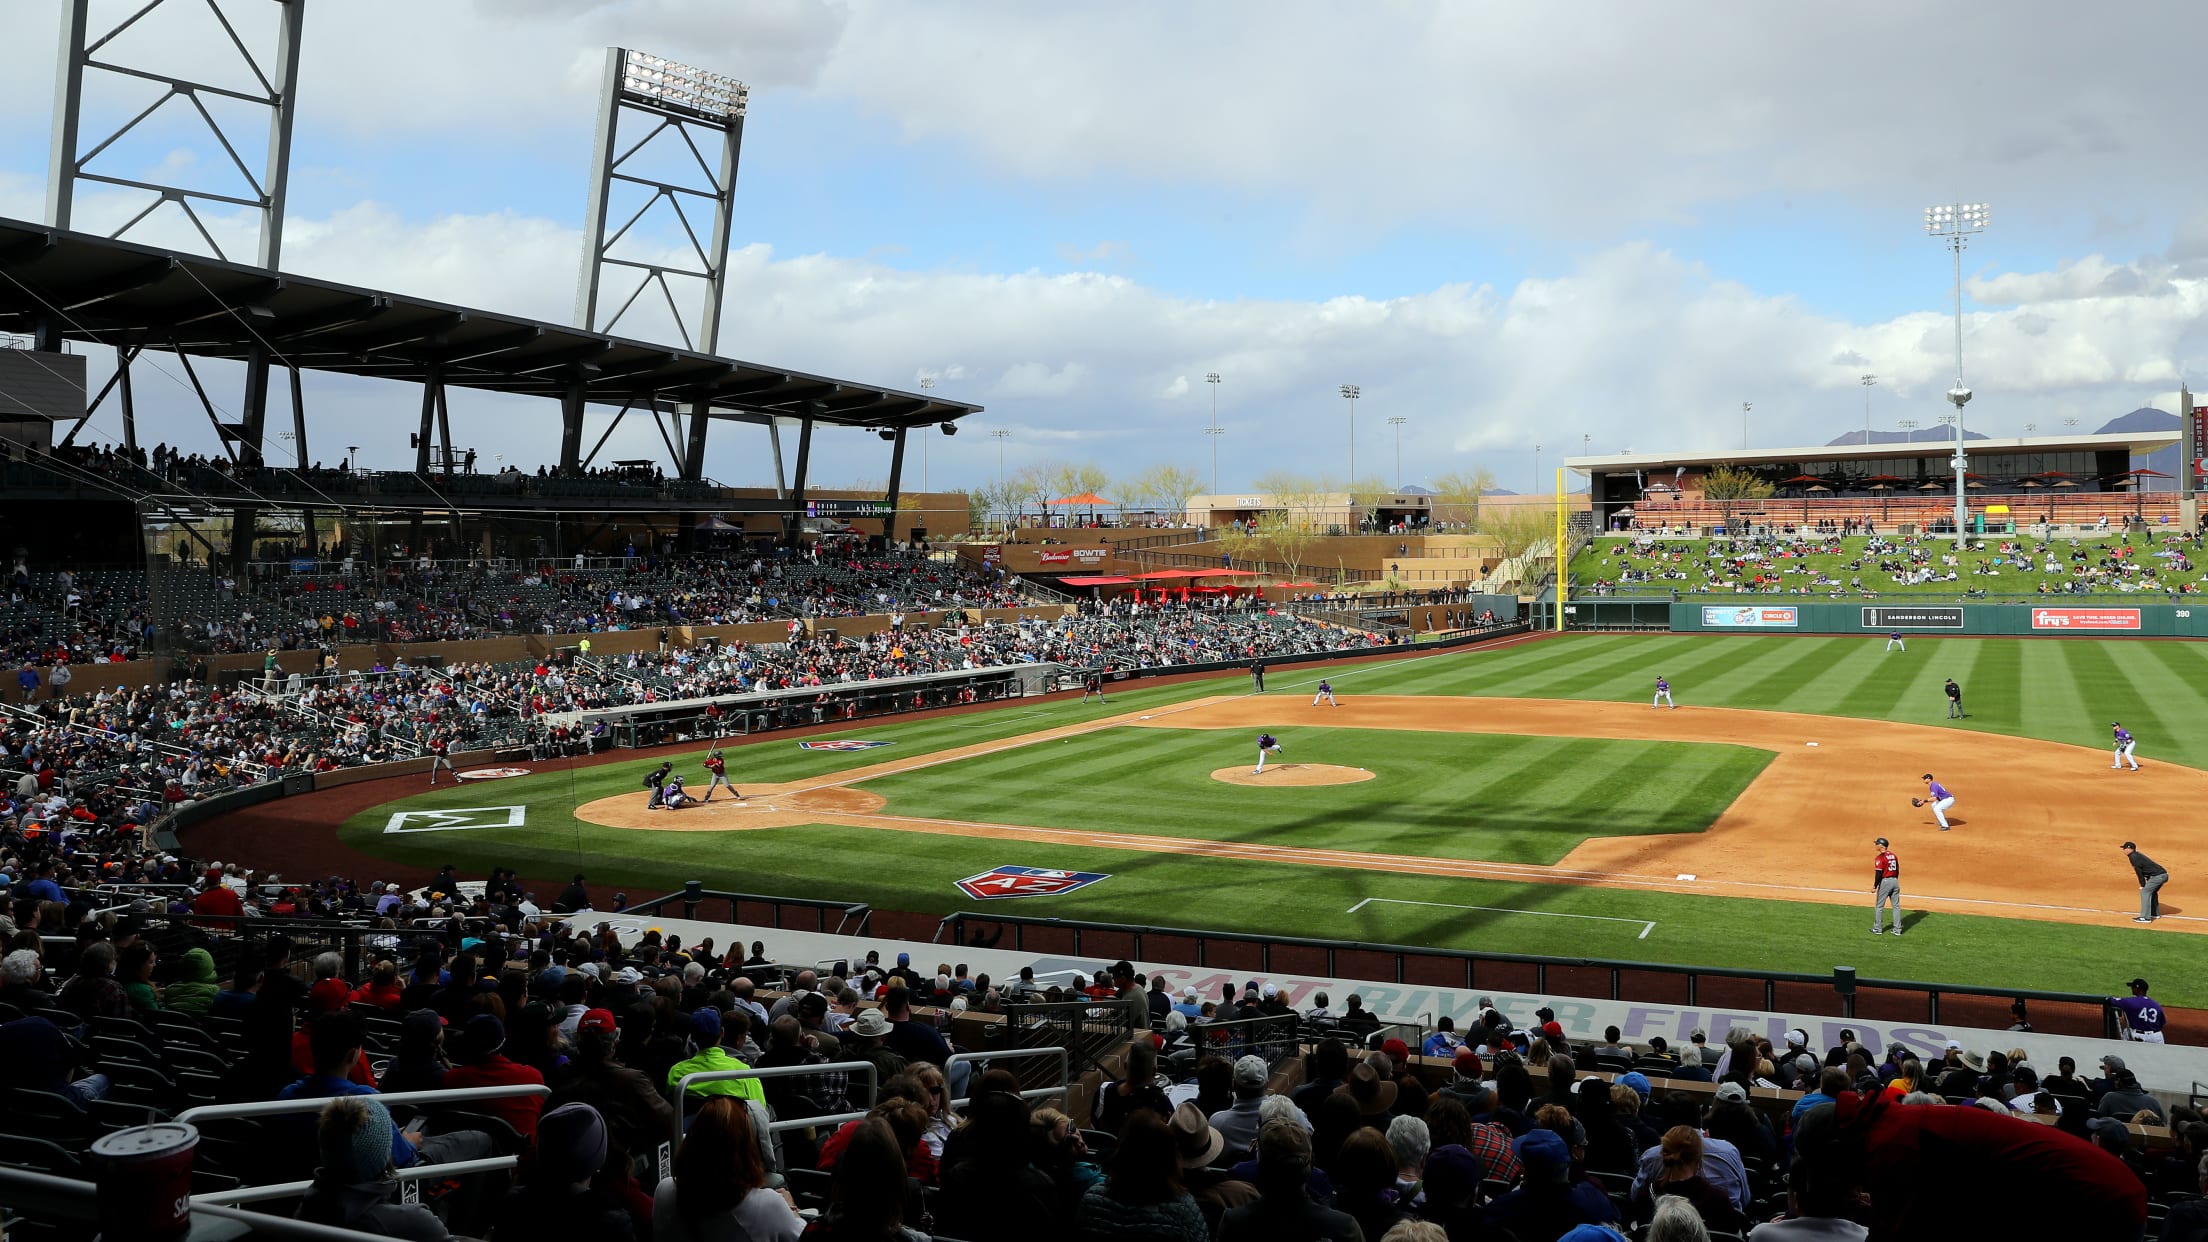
[1663,601,2208,638]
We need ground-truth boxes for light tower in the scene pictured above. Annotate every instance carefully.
[1860,375,1878,446]
[1339,384,1361,491]
[1925,202,1990,541]
[1204,372,1223,493]
[1389,417,1409,488]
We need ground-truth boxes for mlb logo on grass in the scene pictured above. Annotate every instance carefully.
[384,806,526,834]
[955,866,1111,900]
[798,740,895,751]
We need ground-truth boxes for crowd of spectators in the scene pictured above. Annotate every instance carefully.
[1583,528,2208,600]
[0,836,2182,1241]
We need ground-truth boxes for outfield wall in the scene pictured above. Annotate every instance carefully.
[1617,601,2208,638]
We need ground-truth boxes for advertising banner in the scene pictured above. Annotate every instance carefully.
[1700,606,1799,629]
[2030,608,2141,631]
[1037,551,1073,565]
[1861,606,1966,629]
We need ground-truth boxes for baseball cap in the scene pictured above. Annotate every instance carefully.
[1540,1021,1565,1039]
[1233,1054,1269,1091]
[1534,1006,1556,1022]
[1617,1072,1653,1102]
[2100,1054,2126,1071]
[1943,1040,1963,1051]
[2129,978,2149,990]
[1382,1038,1411,1063]
[1874,837,1888,847]
[1715,1082,1749,1103]
[690,1007,723,1044]
[1181,987,1198,1001]
[2122,841,2137,850]
[1689,1028,1707,1042]
[1453,1047,1483,1077]
[1785,1029,1807,1048]
[897,953,910,966]
[1514,1128,1569,1170]
[576,1008,618,1034]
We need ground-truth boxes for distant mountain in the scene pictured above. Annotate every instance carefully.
[1825,428,1991,446]
[2095,407,2179,435]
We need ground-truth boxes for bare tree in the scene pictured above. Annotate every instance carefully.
[1251,471,1332,581]
[1478,506,1556,588]
[1430,468,1497,530]
[1701,464,1775,534]
[1123,463,1203,523]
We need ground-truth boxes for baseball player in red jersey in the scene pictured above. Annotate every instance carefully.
[701,749,742,802]
[426,735,455,786]
[1871,837,1902,935]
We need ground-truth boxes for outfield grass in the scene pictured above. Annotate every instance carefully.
[1570,533,2204,598]
[340,634,2208,1005]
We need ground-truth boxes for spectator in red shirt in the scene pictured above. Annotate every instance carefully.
[442,1013,546,1143]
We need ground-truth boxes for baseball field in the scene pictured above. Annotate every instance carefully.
[222,632,2208,1006]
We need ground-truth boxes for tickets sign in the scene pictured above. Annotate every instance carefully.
[954,866,1112,901]
[2030,608,2141,631]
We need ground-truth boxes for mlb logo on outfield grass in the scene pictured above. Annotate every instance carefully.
[799,740,895,751]
[955,866,1111,900]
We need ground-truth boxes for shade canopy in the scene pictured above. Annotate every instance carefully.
[692,515,741,531]
[1059,575,1134,586]
[1049,492,1112,506]
[1133,569,1195,580]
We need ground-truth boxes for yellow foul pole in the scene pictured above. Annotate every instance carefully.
[1554,467,1566,633]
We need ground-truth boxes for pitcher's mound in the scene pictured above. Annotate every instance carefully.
[1211,764,1375,787]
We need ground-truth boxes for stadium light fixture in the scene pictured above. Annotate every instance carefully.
[1340,384,1361,494]
[619,50,748,119]
[919,377,935,493]
[1860,374,1877,448]
[1926,201,1989,542]
[1204,372,1223,494]
[1390,417,1410,489]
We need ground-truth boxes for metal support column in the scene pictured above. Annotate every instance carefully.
[560,383,587,475]
[883,428,908,547]
[116,344,137,452]
[414,372,440,475]
[768,418,788,497]
[435,385,454,474]
[788,415,815,544]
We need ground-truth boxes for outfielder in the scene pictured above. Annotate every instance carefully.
[702,750,742,802]
[1653,676,1675,709]
[426,735,456,786]
[1871,837,1903,936]
[2111,722,2139,771]
[643,760,673,810]
[1914,773,1955,830]
[1312,678,1339,707]
[1254,732,1284,774]
[1885,630,1905,652]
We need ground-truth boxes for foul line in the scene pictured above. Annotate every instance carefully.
[1348,896,1655,939]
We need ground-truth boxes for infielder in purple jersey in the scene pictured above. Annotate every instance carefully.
[1653,676,1675,709]
[2112,722,2139,771]
[1920,773,1955,830]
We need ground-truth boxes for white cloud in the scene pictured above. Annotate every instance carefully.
[27,202,2208,493]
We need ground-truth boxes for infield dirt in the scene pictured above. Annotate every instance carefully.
[566,694,2199,933]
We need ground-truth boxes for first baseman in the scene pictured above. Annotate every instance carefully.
[1871,837,1902,936]
[1312,678,1339,707]
[702,749,742,802]
[1254,732,1284,774]
[2111,722,2139,771]
[1653,676,1675,709]
[1915,773,1955,830]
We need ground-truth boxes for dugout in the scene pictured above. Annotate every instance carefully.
[583,663,1055,747]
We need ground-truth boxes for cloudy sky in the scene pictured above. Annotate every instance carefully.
[4,0,2207,494]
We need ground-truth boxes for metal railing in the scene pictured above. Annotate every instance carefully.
[934,912,2127,1038]
[0,1165,407,1242]
[945,1046,1071,1110]
[616,886,873,937]
[672,1061,881,1146]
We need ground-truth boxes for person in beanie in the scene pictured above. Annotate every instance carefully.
[295,1097,452,1241]
[491,1102,636,1241]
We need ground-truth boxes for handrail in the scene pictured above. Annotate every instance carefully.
[935,912,2123,1038]
[190,1155,520,1206]
[672,1061,880,1146]
[615,888,873,937]
[945,1046,1071,1110]
[178,1083,552,1125]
